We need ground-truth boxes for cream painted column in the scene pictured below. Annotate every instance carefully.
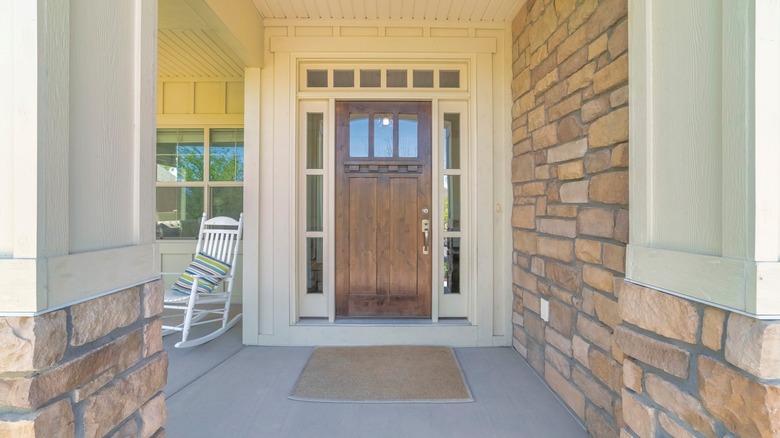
[0,0,158,315]
[243,67,262,344]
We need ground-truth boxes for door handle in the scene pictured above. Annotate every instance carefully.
[422,219,430,255]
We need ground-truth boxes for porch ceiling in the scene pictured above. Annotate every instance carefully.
[252,0,524,22]
[158,0,524,79]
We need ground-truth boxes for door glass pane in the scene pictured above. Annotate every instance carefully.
[443,113,461,169]
[334,69,354,87]
[360,69,381,87]
[386,69,407,87]
[349,113,369,157]
[306,175,323,232]
[156,129,204,182]
[306,113,324,169]
[444,237,461,294]
[373,113,394,157]
[210,128,244,182]
[156,187,204,239]
[306,237,324,294]
[398,114,418,157]
[307,70,328,87]
[210,187,243,221]
[444,175,461,231]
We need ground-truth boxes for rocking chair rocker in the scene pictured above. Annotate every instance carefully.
[162,213,243,348]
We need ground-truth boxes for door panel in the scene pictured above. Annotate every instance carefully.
[335,101,432,317]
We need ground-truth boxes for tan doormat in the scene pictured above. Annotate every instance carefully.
[289,346,474,403]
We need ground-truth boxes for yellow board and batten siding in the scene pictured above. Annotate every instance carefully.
[156,78,246,303]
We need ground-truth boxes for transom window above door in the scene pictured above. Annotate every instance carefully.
[299,63,467,91]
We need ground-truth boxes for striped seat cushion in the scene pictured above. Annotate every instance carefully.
[171,252,231,295]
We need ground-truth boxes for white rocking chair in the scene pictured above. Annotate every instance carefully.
[162,213,243,348]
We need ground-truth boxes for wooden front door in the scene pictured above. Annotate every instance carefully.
[335,101,432,317]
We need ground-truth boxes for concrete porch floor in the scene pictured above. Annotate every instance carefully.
[163,318,588,437]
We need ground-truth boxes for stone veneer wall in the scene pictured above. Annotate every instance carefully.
[0,281,167,437]
[510,1,780,438]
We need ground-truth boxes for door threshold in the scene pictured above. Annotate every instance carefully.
[296,317,471,326]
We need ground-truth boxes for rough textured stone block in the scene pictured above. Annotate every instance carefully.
[546,261,582,293]
[513,266,537,292]
[602,243,625,274]
[573,366,614,412]
[586,0,627,41]
[528,4,558,51]
[588,34,608,60]
[524,309,545,342]
[567,63,596,94]
[572,335,590,366]
[513,229,538,254]
[139,393,167,438]
[557,115,585,142]
[658,413,695,438]
[589,171,628,205]
[512,153,535,182]
[546,327,573,356]
[546,344,572,378]
[538,218,577,238]
[614,209,629,243]
[584,149,611,174]
[548,139,588,164]
[725,313,780,379]
[0,331,141,409]
[701,307,725,351]
[568,0,598,32]
[575,239,601,264]
[622,389,655,438]
[549,300,574,337]
[577,316,612,352]
[610,143,629,168]
[589,107,628,148]
[577,207,614,238]
[583,265,614,293]
[557,161,584,180]
[623,358,642,394]
[585,402,618,438]
[558,26,586,63]
[82,354,168,438]
[614,326,689,379]
[532,123,559,149]
[582,95,611,123]
[619,282,699,344]
[589,348,622,393]
[593,292,621,328]
[143,318,163,358]
[0,398,74,438]
[512,204,536,229]
[548,93,582,121]
[610,86,628,108]
[110,418,139,438]
[71,287,141,347]
[644,373,715,438]
[608,20,628,59]
[537,236,574,262]
[546,363,585,419]
[0,311,67,373]
[560,180,589,203]
[142,280,164,319]
[699,356,780,438]
[592,54,628,94]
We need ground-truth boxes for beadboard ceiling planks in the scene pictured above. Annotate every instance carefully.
[251,0,522,22]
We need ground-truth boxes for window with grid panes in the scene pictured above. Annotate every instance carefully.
[155,127,244,239]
